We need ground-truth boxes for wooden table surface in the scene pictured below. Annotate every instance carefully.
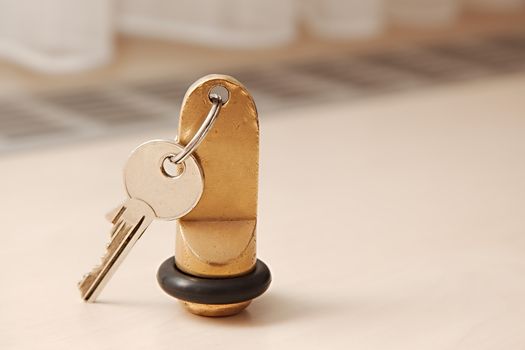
[1,74,525,349]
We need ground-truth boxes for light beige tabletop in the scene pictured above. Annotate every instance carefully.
[1,74,525,350]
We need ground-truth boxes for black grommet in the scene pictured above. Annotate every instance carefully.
[157,257,271,305]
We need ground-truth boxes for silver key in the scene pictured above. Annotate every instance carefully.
[78,140,204,302]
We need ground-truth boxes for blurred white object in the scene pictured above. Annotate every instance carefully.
[388,0,460,27]
[464,0,524,12]
[0,0,113,73]
[117,0,296,48]
[305,0,384,39]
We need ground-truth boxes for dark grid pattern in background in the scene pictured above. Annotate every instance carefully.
[0,30,524,152]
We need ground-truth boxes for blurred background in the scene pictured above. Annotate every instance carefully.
[0,0,524,152]
[2,2,525,348]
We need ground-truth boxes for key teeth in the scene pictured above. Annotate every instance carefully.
[113,206,127,224]
[79,200,153,302]
[78,273,89,287]
[78,221,128,300]
[78,268,97,287]
[78,256,105,289]
[79,210,124,291]
[109,217,126,238]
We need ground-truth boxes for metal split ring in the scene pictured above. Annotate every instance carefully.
[170,93,223,165]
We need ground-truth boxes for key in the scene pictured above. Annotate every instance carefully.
[78,140,204,302]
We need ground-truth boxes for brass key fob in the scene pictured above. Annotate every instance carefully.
[157,74,271,317]
[79,74,271,316]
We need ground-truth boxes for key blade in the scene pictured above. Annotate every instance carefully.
[79,220,144,302]
[105,205,126,225]
[78,199,154,302]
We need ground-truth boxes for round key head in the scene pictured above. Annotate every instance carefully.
[124,140,204,220]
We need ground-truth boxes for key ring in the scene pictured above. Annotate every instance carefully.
[169,93,223,165]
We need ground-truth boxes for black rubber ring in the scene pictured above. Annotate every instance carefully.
[157,257,272,305]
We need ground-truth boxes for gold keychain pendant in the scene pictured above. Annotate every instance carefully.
[157,74,271,317]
